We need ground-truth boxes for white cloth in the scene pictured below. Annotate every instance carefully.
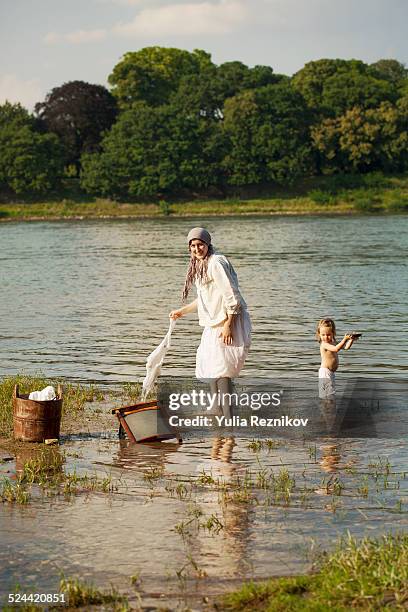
[318,367,336,399]
[141,319,176,400]
[28,386,56,401]
[196,254,247,327]
[196,309,251,380]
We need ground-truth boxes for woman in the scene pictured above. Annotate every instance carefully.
[169,227,251,418]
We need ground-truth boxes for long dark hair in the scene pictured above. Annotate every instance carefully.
[182,244,214,302]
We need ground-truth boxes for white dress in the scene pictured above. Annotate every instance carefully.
[195,254,251,380]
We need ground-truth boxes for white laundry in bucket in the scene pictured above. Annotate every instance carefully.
[141,319,176,400]
[28,386,56,401]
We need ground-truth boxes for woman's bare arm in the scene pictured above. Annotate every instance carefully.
[169,299,198,319]
[219,313,237,345]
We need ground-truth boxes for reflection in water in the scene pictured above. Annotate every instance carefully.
[0,436,407,608]
[319,399,340,433]
[316,380,382,439]
[113,438,182,471]
[319,444,342,473]
[211,436,236,464]
[186,435,252,586]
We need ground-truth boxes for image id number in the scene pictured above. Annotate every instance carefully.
[8,593,66,603]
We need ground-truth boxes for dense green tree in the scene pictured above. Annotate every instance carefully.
[292,59,350,110]
[35,81,118,174]
[80,101,225,198]
[0,102,64,194]
[312,99,408,172]
[109,47,282,115]
[0,101,33,127]
[222,82,313,186]
[370,60,408,97]
[172,60,283,119]
[216,61,281,100]
[2,50,408,198]
[108,47,212,108]
[292,59,397,117]
[171,62,222,118]
[369,59,408,85]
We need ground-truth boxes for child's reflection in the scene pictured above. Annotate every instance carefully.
[211,435,236,463]
[319,443,341,473]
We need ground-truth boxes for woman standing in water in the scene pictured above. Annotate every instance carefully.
[169,227,251,418]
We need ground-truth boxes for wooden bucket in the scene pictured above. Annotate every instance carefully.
[13,384,63,442]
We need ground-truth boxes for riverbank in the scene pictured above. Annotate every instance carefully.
[0,374,135,454]
[219,533,408,611]
[1,173,407,221]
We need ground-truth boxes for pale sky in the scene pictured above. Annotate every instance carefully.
[1,0,407,110]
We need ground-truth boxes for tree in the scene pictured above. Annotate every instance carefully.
[311,100,408,173]
[216,61,282,100]
[35,81,118,175]
[0,102,64,194]
[80,101,225,198]
[292,59,397,117]
[171,60,284,121]
[108,47,212,109]
[369,59,408,85]
[0,101,33,126]
[222,83,313,186]
[170,62,222,119]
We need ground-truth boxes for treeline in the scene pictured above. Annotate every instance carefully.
[1,47,408,198]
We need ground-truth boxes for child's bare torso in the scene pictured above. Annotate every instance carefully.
[320,344,339,371]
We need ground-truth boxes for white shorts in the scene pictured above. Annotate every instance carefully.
[196,310,251,380]
[319,367,335,399]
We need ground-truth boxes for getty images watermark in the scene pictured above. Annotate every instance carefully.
[158,377,407,439]
[166,389,309,429]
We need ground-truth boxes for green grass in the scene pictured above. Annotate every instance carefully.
[219,533,408,611]
[0,374,105,437]
[120,381,143,404]
[1,447,117,503]
[1,173,408,220]
[1,577,129,611]
[0,478,30,504]
[63,382,104,410]
[59,576,128,608]
[19,448,65,485]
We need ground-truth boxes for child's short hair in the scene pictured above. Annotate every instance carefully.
[316,318,336,342]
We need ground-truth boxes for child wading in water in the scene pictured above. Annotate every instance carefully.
[316,318,355,399]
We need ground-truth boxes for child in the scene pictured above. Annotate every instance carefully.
[316,318,353,399]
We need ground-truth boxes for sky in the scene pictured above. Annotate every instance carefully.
[0,0,407,110]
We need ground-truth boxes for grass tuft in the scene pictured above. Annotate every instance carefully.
[59,576,128,608]
[0,478,30,504]
[219,533,408,611]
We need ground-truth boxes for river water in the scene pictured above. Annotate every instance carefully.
[0,215,407,609]
[1,215,407,381]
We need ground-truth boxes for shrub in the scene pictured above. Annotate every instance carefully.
[388,194,408,211]
[353,197,378,211]
[308,189,336,205]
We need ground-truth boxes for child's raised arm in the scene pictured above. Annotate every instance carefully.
[321,334,352,353]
